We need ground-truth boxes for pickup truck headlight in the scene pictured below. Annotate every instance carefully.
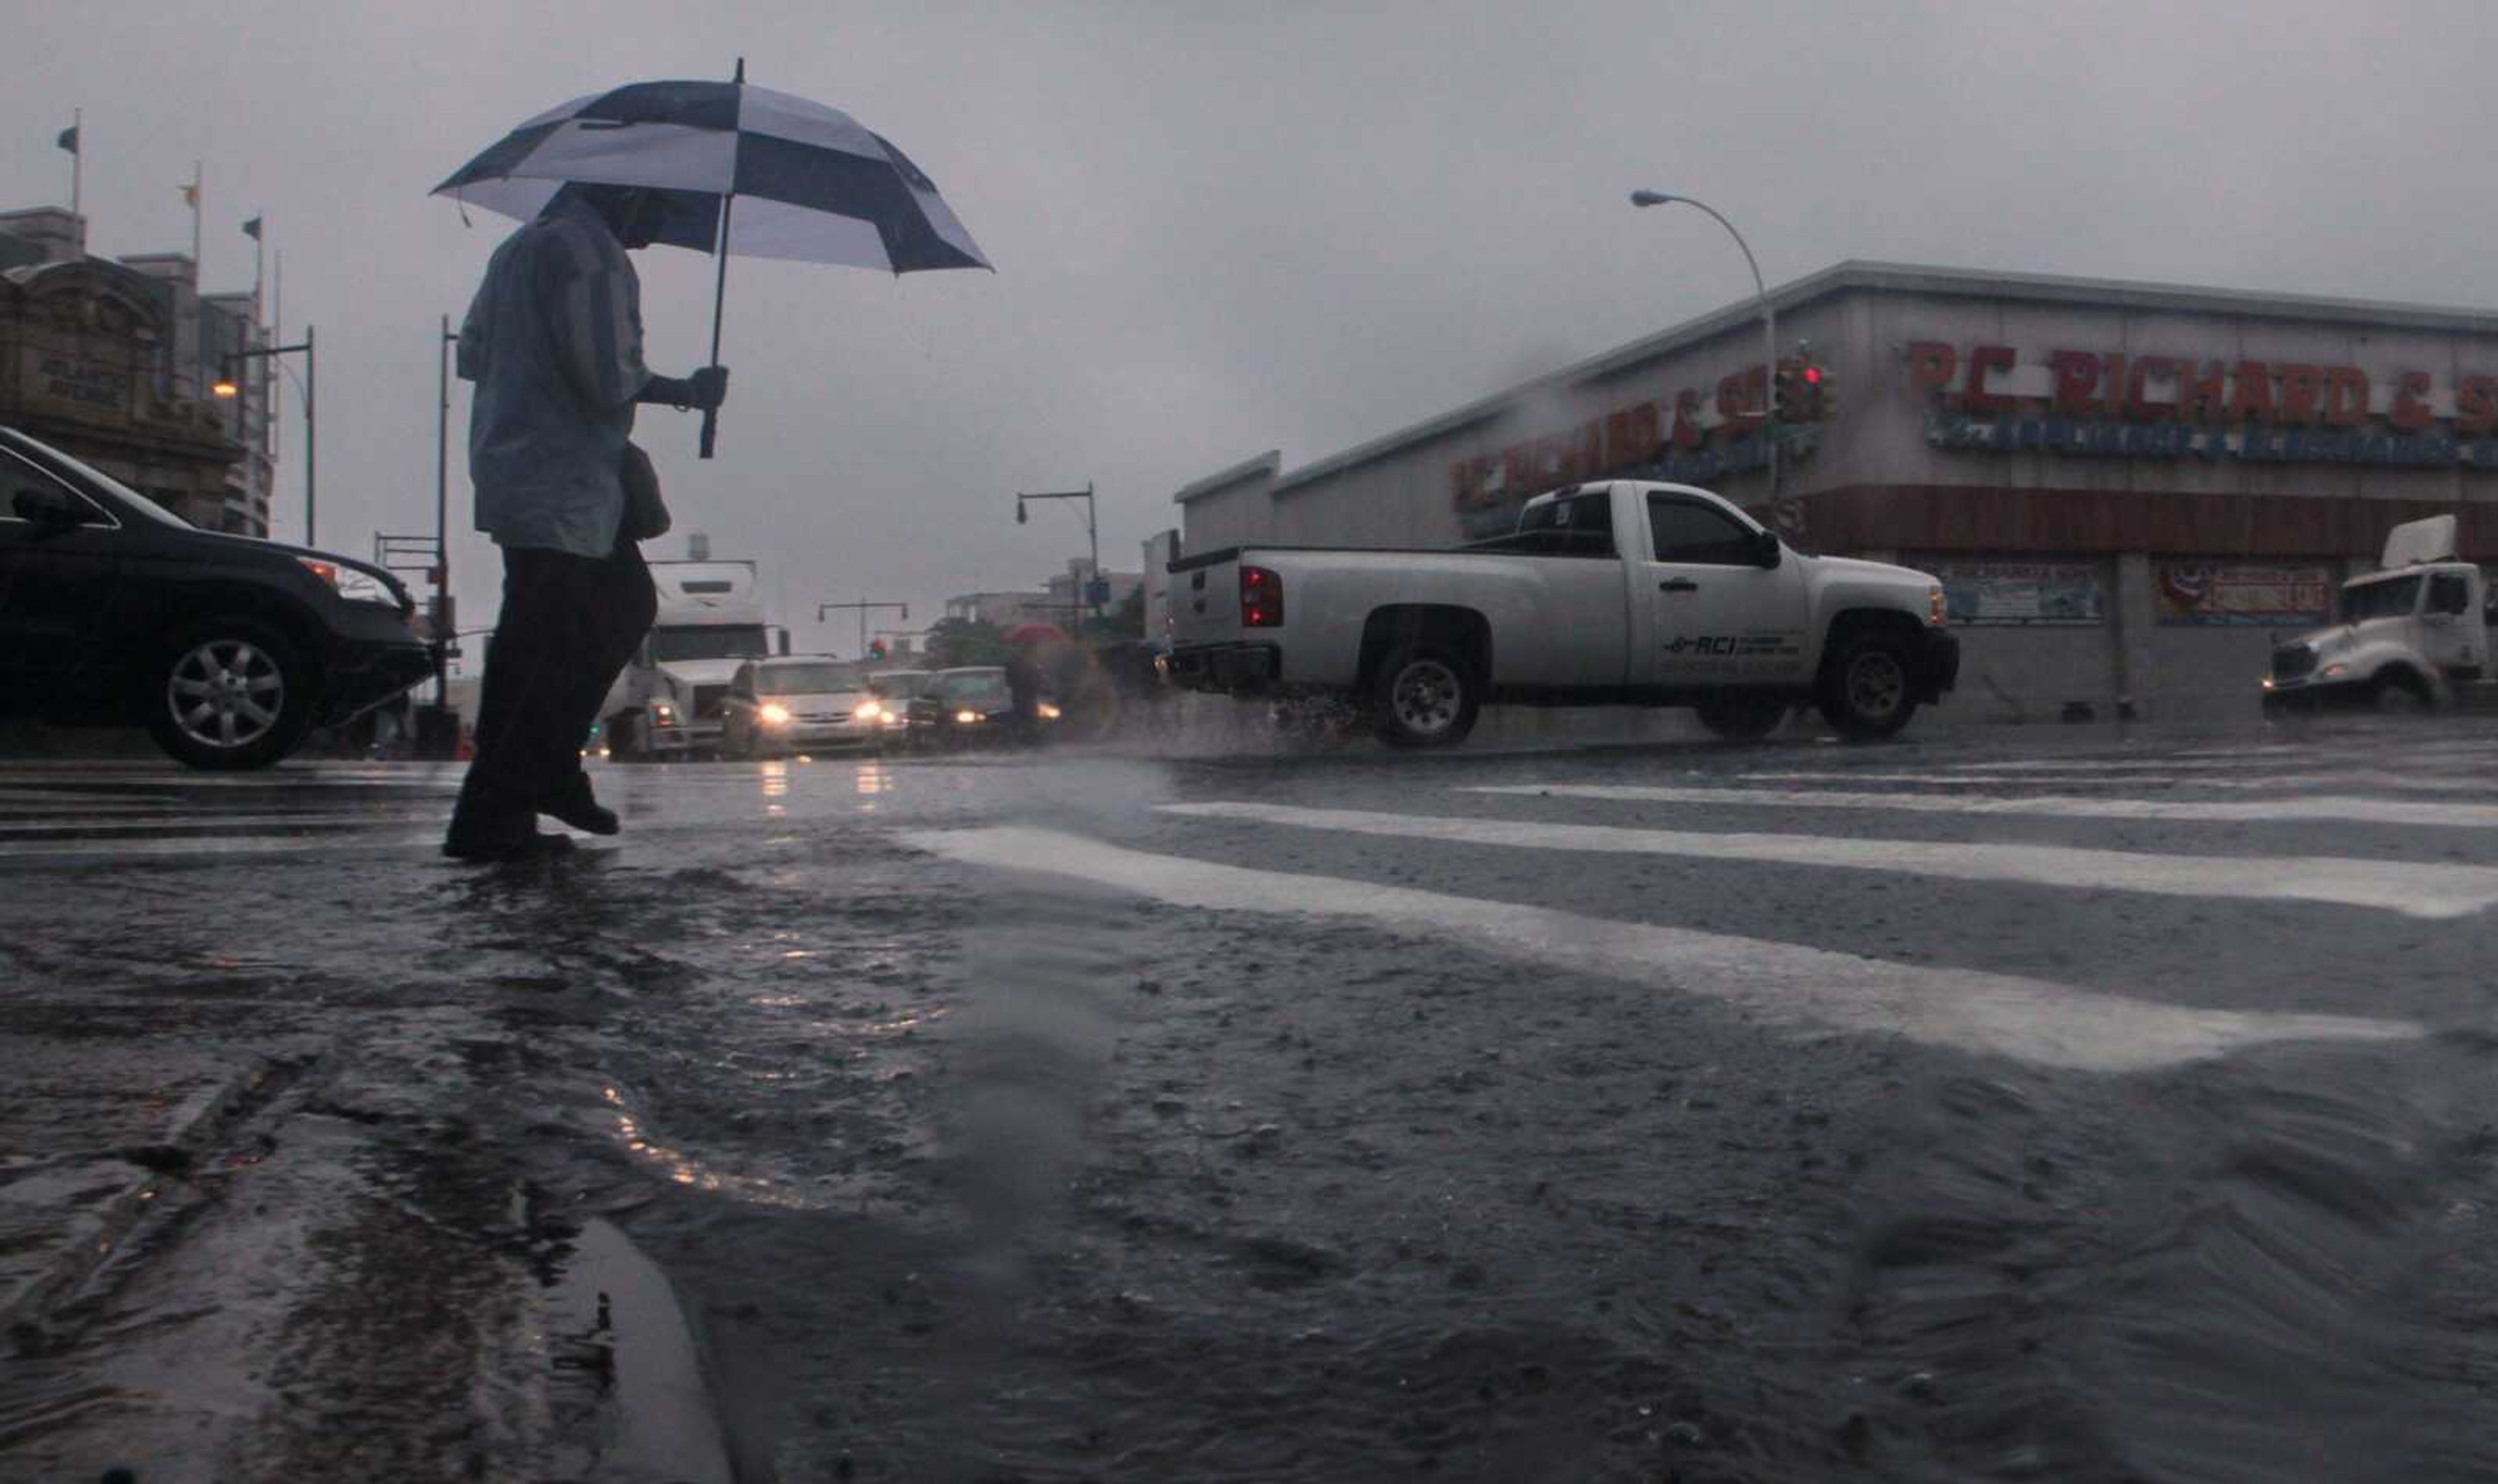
[1927,585,1948,627]
[2321,662,2348,679]
[297,556,397,607]
[653,701,677,723]
[759,702,792,726]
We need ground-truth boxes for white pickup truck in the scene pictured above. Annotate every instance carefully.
[2263,515,2498,714]
[1166,479,1960,745]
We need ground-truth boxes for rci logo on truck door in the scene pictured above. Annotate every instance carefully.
[1665,630,1804,668]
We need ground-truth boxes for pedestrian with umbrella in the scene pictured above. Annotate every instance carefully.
[431,64,989,862]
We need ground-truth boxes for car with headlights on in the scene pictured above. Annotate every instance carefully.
[1,425,434,769]
[901,666,1025,749]
[721,656,880,757]
[855,668,932,741]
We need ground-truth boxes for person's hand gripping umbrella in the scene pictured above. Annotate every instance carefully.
[435,59,991,457]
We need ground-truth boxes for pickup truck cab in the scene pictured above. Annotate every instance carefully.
[2264,515,2498,713]
[1167,479,1958,745]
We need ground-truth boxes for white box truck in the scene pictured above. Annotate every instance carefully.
[601,559,773,760]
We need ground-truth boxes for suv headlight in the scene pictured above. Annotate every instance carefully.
[298,556,397,607]
[759,702,792,726]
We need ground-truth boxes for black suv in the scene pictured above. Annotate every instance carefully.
[1,425,434,769]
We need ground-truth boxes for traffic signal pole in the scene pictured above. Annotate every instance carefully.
[816,600,908,660]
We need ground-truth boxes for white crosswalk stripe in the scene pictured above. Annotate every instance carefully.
[1731,770,2490,796]
[1466,782,2498,828]
[905,826,2422,1074]
[1155,800,2498,918]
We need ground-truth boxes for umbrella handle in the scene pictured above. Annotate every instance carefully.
[699,178,736,460]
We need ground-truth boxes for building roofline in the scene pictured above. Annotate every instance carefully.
[1265,259,2498,496]
[1172,448,1282,504]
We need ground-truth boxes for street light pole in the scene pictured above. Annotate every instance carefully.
[434,315,459,708]
[1628,192,1780,517]
[215,325,316,545]
[1014,483,1099,628]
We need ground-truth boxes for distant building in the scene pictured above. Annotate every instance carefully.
[948,560,1142,633]
[0,206,274,535]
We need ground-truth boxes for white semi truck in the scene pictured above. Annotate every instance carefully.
[2263,515,2498,714]
[1166,479,1959,745]
[601,559,773,760]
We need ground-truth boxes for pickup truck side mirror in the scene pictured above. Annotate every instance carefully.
[1754,529,1782,569]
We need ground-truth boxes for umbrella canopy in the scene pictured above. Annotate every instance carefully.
[433,78,989,274]
[1003,623,1068,646]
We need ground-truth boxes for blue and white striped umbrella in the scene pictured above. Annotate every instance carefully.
[433,75,990,274]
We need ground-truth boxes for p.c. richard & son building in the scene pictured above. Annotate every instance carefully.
[1164,261,2498,722]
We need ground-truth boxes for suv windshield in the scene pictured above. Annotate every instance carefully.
[757,663,856,695]
[651,626,770,663]
[2341,574,2422,623]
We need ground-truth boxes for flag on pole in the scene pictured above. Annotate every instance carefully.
[56,126,78,154]
[241,217,262,240]
[180,179,200,208]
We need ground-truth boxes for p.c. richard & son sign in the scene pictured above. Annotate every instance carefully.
[1909,340,2498,468]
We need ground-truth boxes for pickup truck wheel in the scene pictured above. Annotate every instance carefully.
[1817,630,1920,739]
[2370,672,2432,713]
[145,618,315,771]
[1694,696,1787,742]
[1373,646,1479,749]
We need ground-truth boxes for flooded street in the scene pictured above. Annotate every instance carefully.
[3,722,2495,1482]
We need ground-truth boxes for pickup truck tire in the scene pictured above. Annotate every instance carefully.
[1694,696,1787,742]
[1817,629,1920,739]
[1372,645,1480,749]
[145,617,315,771]
[2370,672,2432,713]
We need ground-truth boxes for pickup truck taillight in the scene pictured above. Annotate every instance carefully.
[1242,566,1283,628]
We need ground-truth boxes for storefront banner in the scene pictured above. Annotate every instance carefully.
[1918,559,2104,626]
[2155,562,2333,626]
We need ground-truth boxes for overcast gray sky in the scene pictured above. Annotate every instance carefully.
[10,0,2498,657]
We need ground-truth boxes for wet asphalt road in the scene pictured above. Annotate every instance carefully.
[3,715,2495,1483]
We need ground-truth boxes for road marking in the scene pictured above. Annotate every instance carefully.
[902,827,2421,1074]
[0,830,450,862]
[1467,783,2498,829]
[1732,770,2491,797]
[1157,801,2498,918]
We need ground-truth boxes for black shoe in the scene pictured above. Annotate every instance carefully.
[539,775,621,836]
[442,828,576,864]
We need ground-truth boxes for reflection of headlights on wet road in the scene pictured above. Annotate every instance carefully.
[759,702,792,726]
[1038,702,1062,721]
[956,709,980,724]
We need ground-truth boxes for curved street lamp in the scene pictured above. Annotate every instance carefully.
[214,323,316,544]
[1628,191,1779,506]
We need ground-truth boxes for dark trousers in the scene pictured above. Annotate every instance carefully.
[450,535,656,839]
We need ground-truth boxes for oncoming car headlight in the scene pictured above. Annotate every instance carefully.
[297,557,397,607]
[955,709,980,724]
[855,699,884,722]
[1037,702,1062,721]
[759,702,792,726]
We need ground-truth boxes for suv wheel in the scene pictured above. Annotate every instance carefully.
[1371,644,1481,749]
[1816,629,1920,739]
[146,618,314,771]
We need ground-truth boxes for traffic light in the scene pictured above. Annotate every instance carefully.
[1813,364,1840,423]
[1771,362,1801,423]
[868,638,889,660]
